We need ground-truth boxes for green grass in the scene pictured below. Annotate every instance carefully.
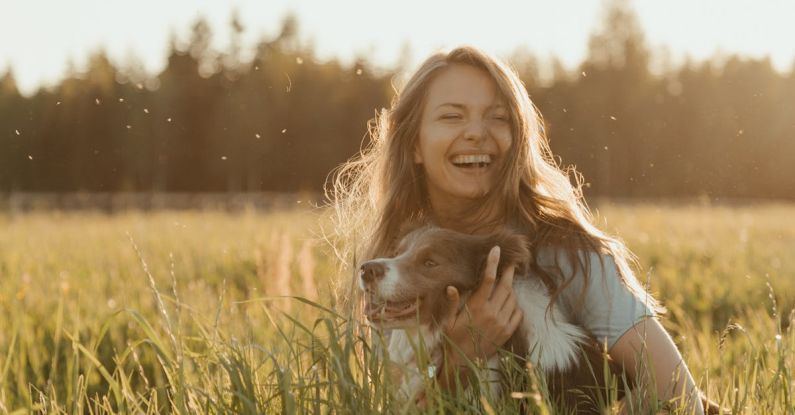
[0,203,792,414]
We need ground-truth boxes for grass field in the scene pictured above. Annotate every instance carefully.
[0,203,793,414]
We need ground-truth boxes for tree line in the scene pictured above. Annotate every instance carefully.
[1,4,793,200]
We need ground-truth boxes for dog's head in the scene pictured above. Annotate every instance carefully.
[359,226,530,329]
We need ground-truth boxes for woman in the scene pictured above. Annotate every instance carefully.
[330,46,706,414]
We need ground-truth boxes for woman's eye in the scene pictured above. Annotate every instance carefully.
[440,114,462,120]
[424,259,437,267]
[492,114,510,122]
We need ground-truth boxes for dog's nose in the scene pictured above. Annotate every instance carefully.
[360,261,386,283]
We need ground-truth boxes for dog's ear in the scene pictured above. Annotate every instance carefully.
[396,218,428,241]
[485,230,531,276]
[385,219,429,256]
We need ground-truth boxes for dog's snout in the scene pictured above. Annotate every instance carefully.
[360,261,386,283]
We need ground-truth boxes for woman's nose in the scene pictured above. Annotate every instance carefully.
[463,119,487,142]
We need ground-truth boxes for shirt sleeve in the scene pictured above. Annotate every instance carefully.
[537,250,656,350]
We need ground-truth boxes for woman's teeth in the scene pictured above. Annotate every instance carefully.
[451,154,492,168]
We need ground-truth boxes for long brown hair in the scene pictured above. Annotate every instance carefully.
[327,46,661,314]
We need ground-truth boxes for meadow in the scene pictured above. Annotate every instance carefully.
[0,203,793,414]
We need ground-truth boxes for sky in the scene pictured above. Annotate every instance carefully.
[1,0,794,96]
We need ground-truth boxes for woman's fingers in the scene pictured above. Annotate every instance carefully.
[472,246,500,302]
[497,284,517,315]
[490,263,516,306]
[505,306,523,336]
[443,285,461,330]
[484,299,522,348]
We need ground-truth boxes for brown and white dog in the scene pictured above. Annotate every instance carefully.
[359,225,624,413]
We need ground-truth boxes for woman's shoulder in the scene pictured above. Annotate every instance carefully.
[533,245,617,279]
[532,244,650,301]
[531,245,657,348]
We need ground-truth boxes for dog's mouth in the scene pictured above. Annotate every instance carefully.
[364,297,420,323]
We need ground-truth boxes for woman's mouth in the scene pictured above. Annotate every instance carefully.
[450,154,492,169]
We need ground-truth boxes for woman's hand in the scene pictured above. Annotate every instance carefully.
[441,245,524,366]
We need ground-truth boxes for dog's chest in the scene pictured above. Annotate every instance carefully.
[387,327,442,366]
[512,278,587,372]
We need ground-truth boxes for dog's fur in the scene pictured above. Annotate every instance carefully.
[359,225,626,413]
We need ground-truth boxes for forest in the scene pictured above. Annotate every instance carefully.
[1,3,793,199]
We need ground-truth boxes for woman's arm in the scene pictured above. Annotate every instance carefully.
[610,317,705,415]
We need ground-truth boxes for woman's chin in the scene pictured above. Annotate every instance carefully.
[428,186,495,210]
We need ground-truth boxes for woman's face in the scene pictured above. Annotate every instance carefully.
[415,64,513,212]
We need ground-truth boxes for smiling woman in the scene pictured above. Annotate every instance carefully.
[329,46,717,413]
[414,64,513,210]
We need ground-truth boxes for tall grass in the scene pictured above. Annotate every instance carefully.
[0,204,792,413]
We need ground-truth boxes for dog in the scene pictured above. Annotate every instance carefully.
[358,225,626,413]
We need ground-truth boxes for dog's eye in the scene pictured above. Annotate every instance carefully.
[424,259,437,268]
